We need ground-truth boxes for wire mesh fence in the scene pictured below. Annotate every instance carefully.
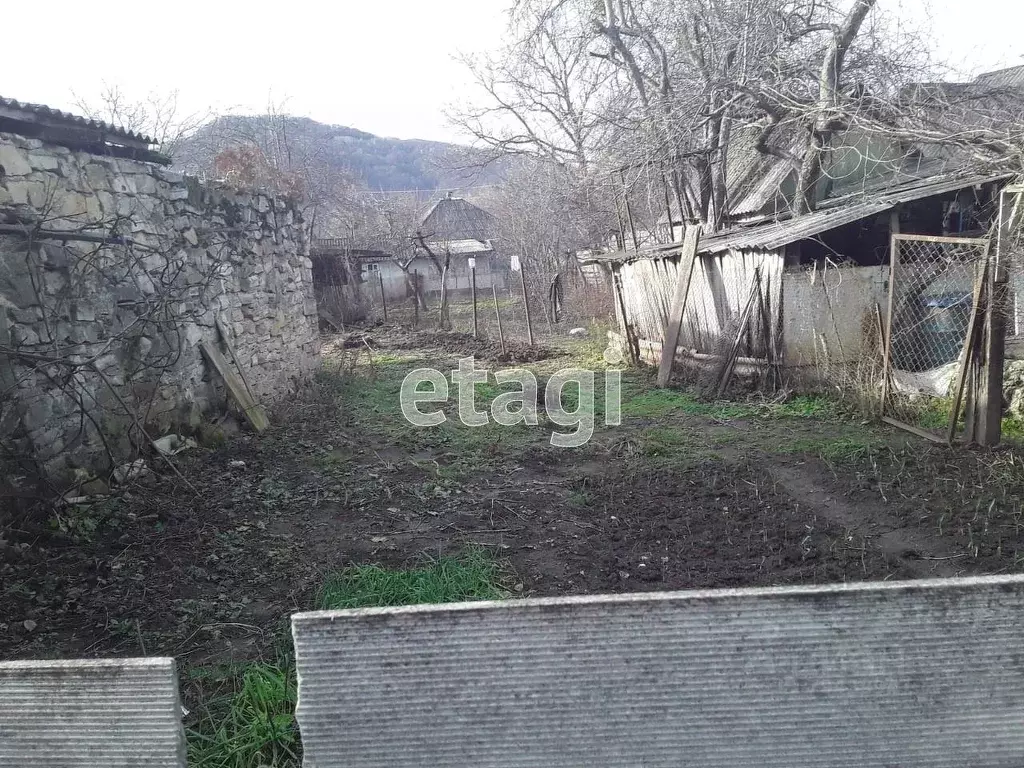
[882,234,990,438]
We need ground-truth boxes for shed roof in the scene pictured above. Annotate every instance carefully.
[974,65,1024,89]
[0,95,168,164]
[0,96,156,145]
[584,170,1010,264]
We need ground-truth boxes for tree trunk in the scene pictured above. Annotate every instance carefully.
[794,0,878,214]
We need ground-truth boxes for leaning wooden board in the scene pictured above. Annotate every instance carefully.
[656,226,701,388]
[200,341,269,432]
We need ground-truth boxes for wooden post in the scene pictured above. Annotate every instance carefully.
[518,264,534,346]
[378,271,388,323]
[612,270,639,365]
[471,264,478,339]
[977,191,1017,445]
[619,170,640,251]
[946,254,988,444]
[492,284,506,355]
[661,167,676,244]
[413,270,419,327]
[657,226,701,387]
[880,233,899,413]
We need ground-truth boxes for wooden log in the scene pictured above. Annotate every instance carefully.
[882,415,949,445]
[656,226,701,388]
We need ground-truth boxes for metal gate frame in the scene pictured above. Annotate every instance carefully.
[880,233,991,443]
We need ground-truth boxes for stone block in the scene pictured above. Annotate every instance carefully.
[10,324,40,345]
[0,143,32,176]
[58,191,90,220]
[6,179,48,208]
[109,175,137,195]
[69,302,96,322]
[27,152,60,172]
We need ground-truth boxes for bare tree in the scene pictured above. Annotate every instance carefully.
[73,84,213,159]
[458,0,1007,236]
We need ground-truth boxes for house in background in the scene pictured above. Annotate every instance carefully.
[415,192,505,294]
[310,194,507,313]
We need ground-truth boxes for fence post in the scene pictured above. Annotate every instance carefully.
[492,285,506,356]
[518,264,535,347]
[413,270,419,327]
[977,190,1018,445]
[471,264,478,339]
[880,234,899,412]
[378,271,388,323]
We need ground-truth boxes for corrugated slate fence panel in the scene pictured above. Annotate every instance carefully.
[293,576,1024,768]
[0,657,186,767]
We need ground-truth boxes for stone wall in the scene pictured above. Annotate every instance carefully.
[0,131,320,481]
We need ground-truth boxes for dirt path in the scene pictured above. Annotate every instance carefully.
[3,325,1024,666]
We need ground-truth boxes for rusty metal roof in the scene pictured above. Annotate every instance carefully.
[0,96,156,146]
[585,170,1011,264]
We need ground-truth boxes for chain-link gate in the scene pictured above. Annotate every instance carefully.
[882,234,991,440]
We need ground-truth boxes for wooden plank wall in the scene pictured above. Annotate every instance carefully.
[617,249,783,356]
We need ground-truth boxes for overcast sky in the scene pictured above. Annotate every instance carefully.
[4,0,1022,144]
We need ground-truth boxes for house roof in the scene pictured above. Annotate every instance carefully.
[657,126,797,224]
[974,65,1024,89]
[420,194,495,242]
[428,238,493,255]
[583,169,1010,264]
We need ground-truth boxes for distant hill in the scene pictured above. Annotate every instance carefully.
[171,114,512,195]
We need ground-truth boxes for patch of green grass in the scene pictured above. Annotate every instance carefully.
[187,663,298,768]
[318,549,507,609]
[779,435,879,464]
[568,490,592,507]
[621,388,754,420]
[1004,415,1024,441]
[771,395,832,418]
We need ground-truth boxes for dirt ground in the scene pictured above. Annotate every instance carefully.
[4,320,1024,671]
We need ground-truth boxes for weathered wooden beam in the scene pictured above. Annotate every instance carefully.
[656,226,701,388]
[201,341,269,432]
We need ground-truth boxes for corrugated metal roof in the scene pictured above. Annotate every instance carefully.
[587,170,1010,264]
[0,96,156,145]
[293,575,1024,768]
[0,657,186,767]
[975,65,1024,89]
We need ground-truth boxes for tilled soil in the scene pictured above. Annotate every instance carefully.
[3,331,1024,665]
